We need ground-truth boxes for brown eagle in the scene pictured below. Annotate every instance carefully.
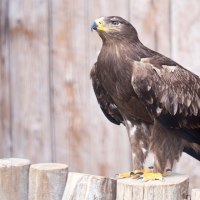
[90,16,200,175]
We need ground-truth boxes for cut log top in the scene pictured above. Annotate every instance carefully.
[117,173,189,200]
[118,172,189,186]
[0,158,31,167]
[30,163,68,170]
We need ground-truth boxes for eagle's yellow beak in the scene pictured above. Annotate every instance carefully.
[91,17,106,31]
[91,17,118,32]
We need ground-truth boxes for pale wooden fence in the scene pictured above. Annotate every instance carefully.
[0,158,199,200]
[0,0,200,193]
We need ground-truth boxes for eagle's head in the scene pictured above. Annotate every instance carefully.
[91,16,139,43]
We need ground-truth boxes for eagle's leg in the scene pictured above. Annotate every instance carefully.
[117,121,151,179]
[129,122,151,170]
[150,119,184,174]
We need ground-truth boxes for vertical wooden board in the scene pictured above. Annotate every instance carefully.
[0,0,11,157]
[88,0,131,176]
[171,0,200,192]
[171,0,200,75]
[52,0,131,176]
[51,0,92,173]
[129,0,171,57]
[9,0,52,162]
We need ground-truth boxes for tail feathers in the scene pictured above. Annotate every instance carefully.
[183,147,200,161]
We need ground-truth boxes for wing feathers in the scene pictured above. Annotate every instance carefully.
[90,63,124,125]
[131,59,200,128]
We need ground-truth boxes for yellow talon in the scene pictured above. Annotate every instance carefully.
[163,169,171,177]
[131,168,152,179]
[130,172,141,179]
[117,172,132,179]
[117,168,171,180]
[140,172,163,181]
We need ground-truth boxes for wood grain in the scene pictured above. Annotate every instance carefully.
[171,0,200,75]
[51,0,131,177]
[0,158,31,200]
[8,0,52,162]
[129,0,171,57]
[117,173,189,200]
[51,0,92,173]
[0,0,11,157]
[29,163,68,200]
[62,172,116,200]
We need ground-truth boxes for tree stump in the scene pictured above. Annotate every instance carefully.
[62,172,116,200]
[192,189,200,200]
[117,172,189,200]
[0,158,31,200]
[28,163,68,200]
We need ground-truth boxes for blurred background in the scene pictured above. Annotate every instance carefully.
[0,0,199,192]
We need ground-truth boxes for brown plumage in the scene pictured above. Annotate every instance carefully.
[90,16,200,173]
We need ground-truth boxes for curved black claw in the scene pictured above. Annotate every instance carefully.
[135,172,143,175]
[130,172,134,176]
[114,174,119,179]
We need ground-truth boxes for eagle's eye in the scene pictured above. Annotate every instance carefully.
[111,21,120,26]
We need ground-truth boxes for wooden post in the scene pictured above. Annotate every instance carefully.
[28,163,68,200]
[62,172,116,200]
[192,189,200,200]
[0,158,31,200]
[117,173,189,200]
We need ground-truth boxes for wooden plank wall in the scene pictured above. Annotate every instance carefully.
[0,0,200,191]
[0,0,11,158]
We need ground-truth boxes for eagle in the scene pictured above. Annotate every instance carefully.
[90,16,200,177]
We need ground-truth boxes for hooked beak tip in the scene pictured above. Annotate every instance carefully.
[91,21,98,32]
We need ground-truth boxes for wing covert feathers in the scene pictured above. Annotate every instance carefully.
[131,59,200,129]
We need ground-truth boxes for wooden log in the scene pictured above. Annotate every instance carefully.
[117,173,189,200]
[28,163,68,200]
[62,172,116,200]
[0,158,31,200]
[192,189,200,200]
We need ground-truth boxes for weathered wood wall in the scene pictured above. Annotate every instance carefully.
[0,0,200,191]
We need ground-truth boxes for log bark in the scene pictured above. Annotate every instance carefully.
[62,172,116,200]
[0,158,31,200]
[117,172,189,200]
[192,189,200,200]
[28,163,68,200]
